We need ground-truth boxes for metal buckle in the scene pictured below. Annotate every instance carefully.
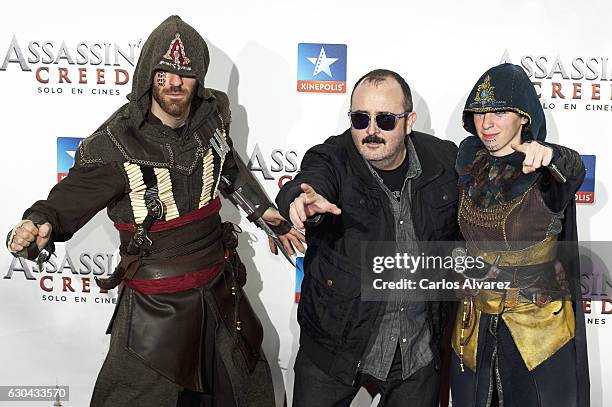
[504,287,520,308]
[133,226,153,248]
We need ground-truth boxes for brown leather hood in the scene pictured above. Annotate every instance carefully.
[129,16,210,103]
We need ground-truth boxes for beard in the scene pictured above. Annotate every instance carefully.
[152,84,195,118]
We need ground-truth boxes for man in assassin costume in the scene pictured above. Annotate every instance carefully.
[6,16,304,407]
[450,63,589,406]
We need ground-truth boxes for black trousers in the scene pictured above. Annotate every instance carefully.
[292,345,439,407]
[450,314,578,407]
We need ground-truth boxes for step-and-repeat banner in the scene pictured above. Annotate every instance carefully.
[1,1,610,406]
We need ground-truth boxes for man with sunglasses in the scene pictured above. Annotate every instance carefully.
[276,69,459,406]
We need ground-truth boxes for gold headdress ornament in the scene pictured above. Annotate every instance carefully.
[473,75,496,104]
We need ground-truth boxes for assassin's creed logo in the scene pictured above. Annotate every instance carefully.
[0,35,141,96]
[159,33,192,72]
[4,250,119,304]
[501,49,612,112]
[583,301,612,326]
[247,144,301,189]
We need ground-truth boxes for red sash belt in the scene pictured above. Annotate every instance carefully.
[125,262,224,294]
[114,197,222,233]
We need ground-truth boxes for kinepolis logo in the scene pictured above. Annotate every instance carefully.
[58,137,83,182]
[501,49,612,112]
[297,43,347,94]
[4,249,119,304]
[576,155,596,204]
[247,144,301,189]
[0,35,141,96]
[295,257,304,303]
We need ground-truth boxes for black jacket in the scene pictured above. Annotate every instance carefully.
[276,129,459,384]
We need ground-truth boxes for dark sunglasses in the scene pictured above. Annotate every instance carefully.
[348,111,410,131]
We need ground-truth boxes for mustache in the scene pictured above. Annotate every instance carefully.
[163,86,187,94]
[362,135,385,144]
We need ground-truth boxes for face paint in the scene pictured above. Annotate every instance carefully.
[156,71,166,87]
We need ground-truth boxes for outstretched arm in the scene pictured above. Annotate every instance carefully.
[7,147,125,259]
[276,143,342,229]
[511,141,585,213]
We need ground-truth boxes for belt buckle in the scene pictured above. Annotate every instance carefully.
[133,226,153,247]
[535,292,552,306]
[504,287,520,309]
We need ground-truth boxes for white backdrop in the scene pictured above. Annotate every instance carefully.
[1,1,610,406]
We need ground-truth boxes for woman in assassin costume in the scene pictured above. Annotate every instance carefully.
[450,63,589,406]
[6,16,304,407]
